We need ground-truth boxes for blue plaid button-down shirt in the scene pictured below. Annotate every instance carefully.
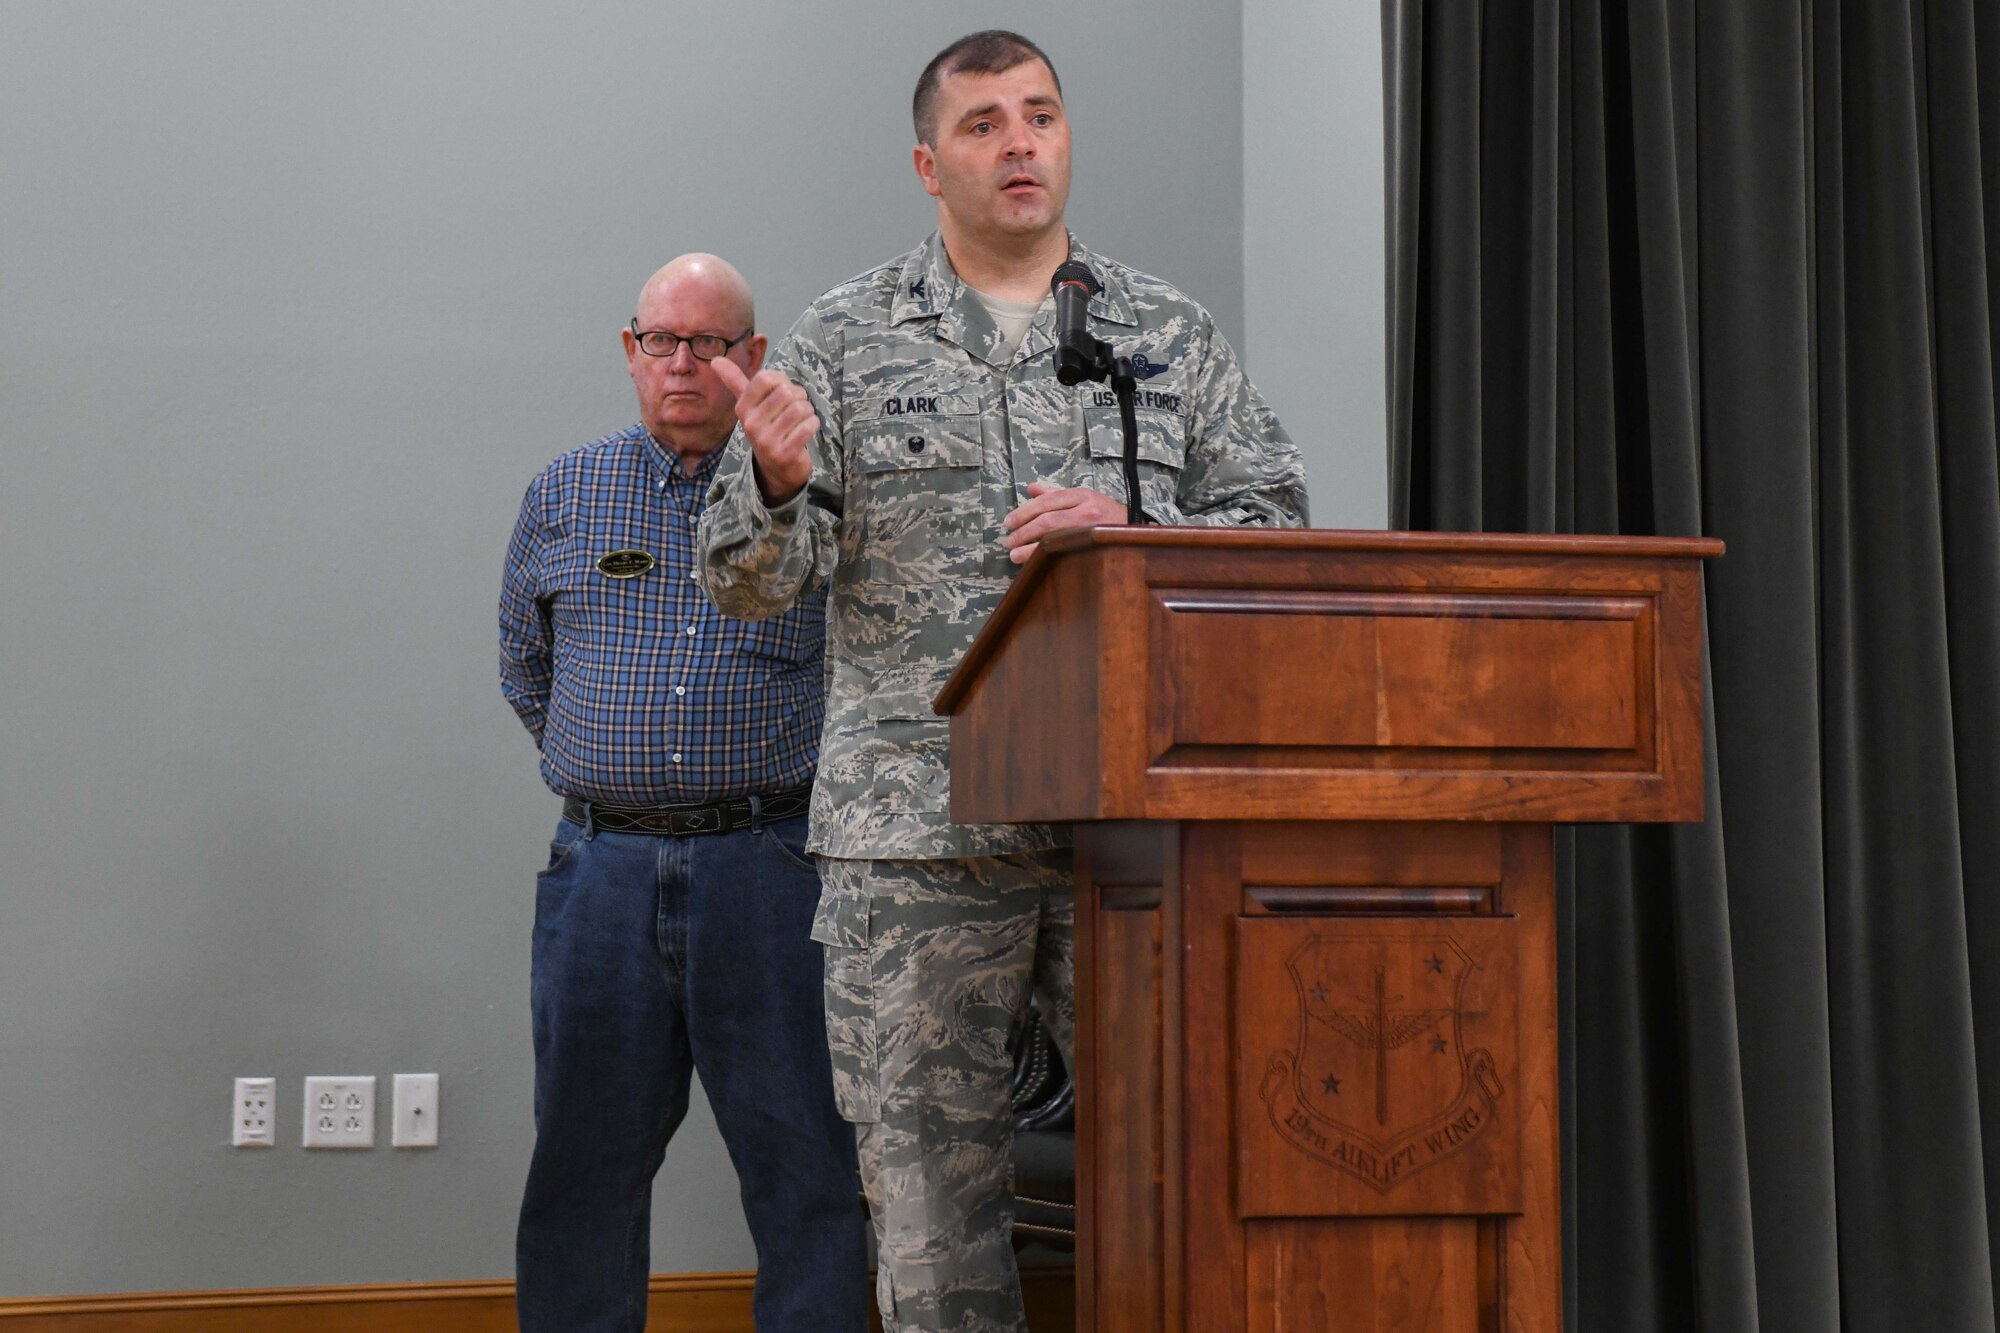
[500,425,826,804]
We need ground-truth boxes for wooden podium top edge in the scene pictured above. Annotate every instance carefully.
[933,526,1724,715]
[1035,525,1725,559]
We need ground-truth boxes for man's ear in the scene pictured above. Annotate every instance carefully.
[744,333,769,377]
[621,325,639,370]
[913,142,942,199]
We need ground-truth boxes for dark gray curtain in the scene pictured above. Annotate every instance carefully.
[1386,2,2000,1329]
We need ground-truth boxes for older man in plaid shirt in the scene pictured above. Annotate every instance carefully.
[500,254,865,1333]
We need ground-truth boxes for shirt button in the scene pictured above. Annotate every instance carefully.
[675,686,687,697]
[672,753,683,763]
[684,625,696,635]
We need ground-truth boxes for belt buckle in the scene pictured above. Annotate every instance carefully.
[673,807,725,835]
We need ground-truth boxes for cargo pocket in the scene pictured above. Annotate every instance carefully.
[877,1266,897,1325]
[849,410,985,576]
[809,892,882,1123]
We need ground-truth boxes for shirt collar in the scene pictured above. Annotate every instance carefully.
[637,426,726,491]
[890,231,1138,367]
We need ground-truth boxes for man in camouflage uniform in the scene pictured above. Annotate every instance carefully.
[699,30,1308,1332]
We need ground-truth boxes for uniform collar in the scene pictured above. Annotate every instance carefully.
[891,231,1139,368]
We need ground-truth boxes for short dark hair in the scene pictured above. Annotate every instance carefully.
[912,30,1062,146]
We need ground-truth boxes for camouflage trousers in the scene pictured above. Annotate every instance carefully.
[811,852,1075,1333]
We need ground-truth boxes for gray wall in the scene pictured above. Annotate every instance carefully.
[0,0,1377,1298]
[1244,0,1388,529]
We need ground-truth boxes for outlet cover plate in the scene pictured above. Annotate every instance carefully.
[391,1073,439,1148]
[233,1077,276,1148]
[302,1075,376,1149]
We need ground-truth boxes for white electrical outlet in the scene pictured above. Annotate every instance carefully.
[232,1076,276,1147]
[391,1073,440,1148]
[302,1075,376,1149]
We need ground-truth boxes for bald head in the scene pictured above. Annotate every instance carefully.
[623,252,767,470]
[636,252,755,331]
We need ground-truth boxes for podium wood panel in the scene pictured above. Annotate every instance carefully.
[1155,590,1651,757]
[939,529,1715,827]
[1234,913,1522,1216]
[1245,1218,1485,1333]
[939,529,1719,1333]
[1072,821,1562,1332]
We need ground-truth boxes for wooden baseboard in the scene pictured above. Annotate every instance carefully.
[0,1267,1076,1331]
[0,1273,750,1332]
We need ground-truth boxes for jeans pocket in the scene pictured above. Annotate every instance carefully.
[760,818,817,874]
[538,817,587,877]
[810,894,881,1123]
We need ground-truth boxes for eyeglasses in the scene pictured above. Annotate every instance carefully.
[629,321,753,360]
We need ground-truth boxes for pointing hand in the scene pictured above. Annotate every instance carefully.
[711,355,817,504]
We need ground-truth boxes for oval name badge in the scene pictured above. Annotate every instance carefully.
[596,549,655,579]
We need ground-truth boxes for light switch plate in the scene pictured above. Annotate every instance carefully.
[391,1073,439,1148]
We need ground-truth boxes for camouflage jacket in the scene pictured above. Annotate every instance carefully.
[698,232,1309,859]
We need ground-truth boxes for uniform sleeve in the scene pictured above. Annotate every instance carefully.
[698,306,847,618]
[1161,314,1311,529]
[498,473,553,744]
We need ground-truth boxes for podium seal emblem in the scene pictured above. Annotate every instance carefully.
[1259,933,1505,1193]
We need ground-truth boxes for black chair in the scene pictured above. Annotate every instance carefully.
[1009,1008,1076,1254]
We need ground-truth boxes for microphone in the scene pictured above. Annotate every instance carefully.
[1051,260,1103,386]
[1049,260,1153,526]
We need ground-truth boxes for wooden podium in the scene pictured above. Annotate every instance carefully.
[934,528,1721,1333]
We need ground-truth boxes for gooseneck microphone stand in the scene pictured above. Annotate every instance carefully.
[1056,337,1155,527]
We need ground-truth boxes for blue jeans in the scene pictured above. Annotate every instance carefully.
[516,810,867,1332]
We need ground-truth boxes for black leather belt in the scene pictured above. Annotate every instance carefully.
[562,785,812,836]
